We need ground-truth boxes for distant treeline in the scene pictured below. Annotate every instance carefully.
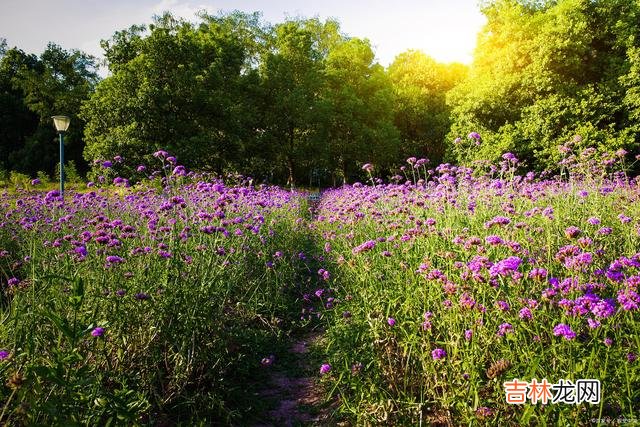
[1,0,639,185]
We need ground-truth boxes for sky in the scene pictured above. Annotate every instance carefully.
[0,0,486,72]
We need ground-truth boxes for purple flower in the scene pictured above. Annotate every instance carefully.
[587,318,601,329]
[464,329,473,340]
[485,235,503,246]
[604,337,613,346]
[468,132,481,141]
[564,226,582,238]
[0,350,9,360]
[261,355,275,367]
[628,352,637,363]
[497,323,513,337]
[105,255,124,265]
[153,150,168,159]
[75,245,88,258]
[318,269,330,281]
[352,240,376,255]
[591,299,616,318]
[351,362,363,375]
[432,348,446,360]
[136,165,146,172]
[618,289,640,311]
[31,178,41,186]
[496,300,510,312]
[618,214,632,224]
[598,227,613,235]
[387,317,396,327]
[519,307,532,320]
[7,277,20,287]
[553,323,576,340]
[320,363,332,375]
[528,268,548,281]
[476,407,494,418]
[135,292,149,300]
[489,256,522,278]
[91,327,105,337]
[113,177,129,187]
[459,292,476,309]
[502,152,517,162]
[362,163,374,172]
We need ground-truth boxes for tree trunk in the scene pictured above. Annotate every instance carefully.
[287,156,294,188]
[287,123,295,187]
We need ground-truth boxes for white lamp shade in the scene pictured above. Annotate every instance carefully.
[51,115,71,132]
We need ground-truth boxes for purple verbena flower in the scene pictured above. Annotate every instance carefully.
[91,327,105,337]
[352,240,376,255]
[320,363,332,375]
[432,348,447,360]
[553,323,576,340]
[497,323,513,337]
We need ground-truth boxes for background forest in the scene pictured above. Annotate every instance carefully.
[1,0,640,186]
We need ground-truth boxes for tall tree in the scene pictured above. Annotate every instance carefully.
[388,50,466,165]
[82,13,253,173]
[0,43,98,175]
[258,20,325,185]
[447,0,640,170]
[0,47,39,173]
[322,37,399,183]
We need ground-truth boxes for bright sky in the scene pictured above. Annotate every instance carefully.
[1,0,486,72]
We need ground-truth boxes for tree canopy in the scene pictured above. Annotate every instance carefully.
[447,0,640,169]
[0,42,98,175]
[2,1,640,183]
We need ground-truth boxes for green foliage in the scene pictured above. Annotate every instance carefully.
[36,170,50,184]
[312,174,640,424]
[0,43,98,175]
[257,19,325,185]
[6,1,640,181]
[322,38,399,184]
[389,51,467,165]
[447,0,640,170]
[54,160,83,184]
[82,13,260,175]
[8,171,29,188]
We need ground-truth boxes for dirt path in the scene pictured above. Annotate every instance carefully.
[252,331,335,426]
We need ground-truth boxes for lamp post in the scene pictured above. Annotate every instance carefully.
[51,115,70,196]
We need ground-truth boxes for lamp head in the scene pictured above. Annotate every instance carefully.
[51,115,71,133]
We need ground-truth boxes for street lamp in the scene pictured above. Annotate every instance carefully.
[51,115,70,196]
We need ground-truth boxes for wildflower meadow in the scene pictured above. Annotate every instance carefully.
[310,152,640,424]
[1,148,640,425]
[0,153,319,424]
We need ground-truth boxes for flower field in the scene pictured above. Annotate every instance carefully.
[1,153,640,425]
[0,164,318,424]
[312,162,640,424]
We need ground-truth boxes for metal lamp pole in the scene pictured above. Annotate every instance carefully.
[51,116,71,197]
